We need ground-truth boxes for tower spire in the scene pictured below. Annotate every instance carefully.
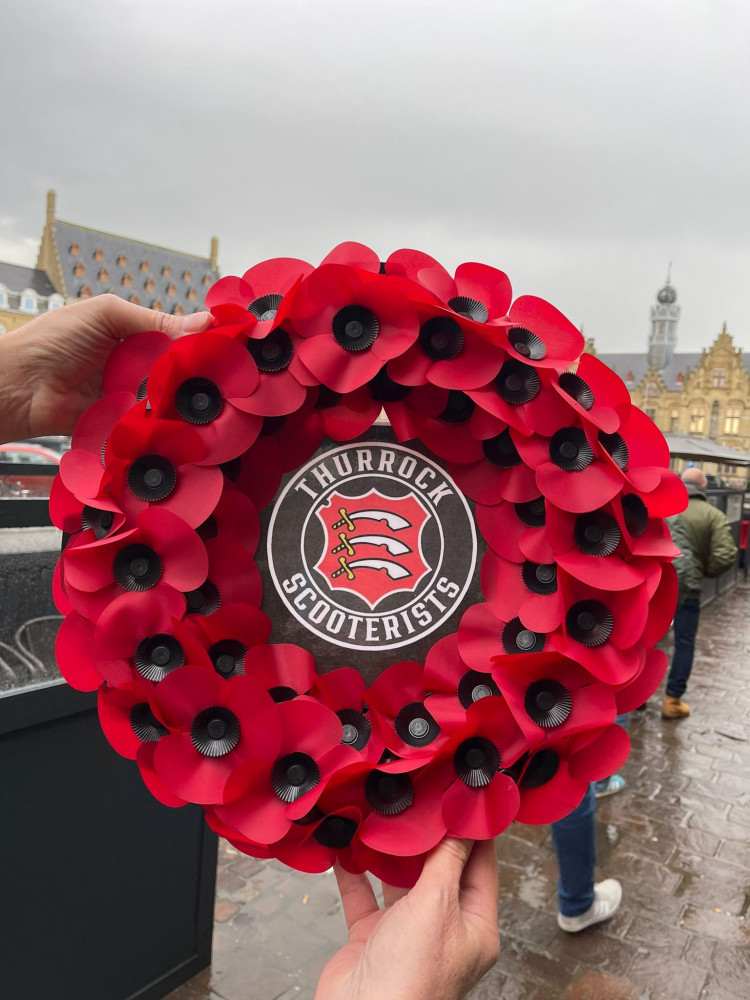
[666,261,672,284]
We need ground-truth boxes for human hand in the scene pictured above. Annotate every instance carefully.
[315,838,499,1000]
[0,296,212,443]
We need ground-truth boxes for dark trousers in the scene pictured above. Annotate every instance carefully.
[666,597,701,698]
[551,784,596,916]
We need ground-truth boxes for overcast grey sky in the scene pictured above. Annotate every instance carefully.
[1,0,748,352]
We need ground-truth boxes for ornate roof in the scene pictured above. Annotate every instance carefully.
[54,220,219,312]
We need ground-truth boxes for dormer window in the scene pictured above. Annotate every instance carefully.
[47,294,64,311]
[129,294,141,306]
[625,370,634,385]
[187,287,197,301]
[98,267,109,283]
[161,264,171,277]
[165,282,176,297]
[202,274,211,286]
[152,299,163,311]
[122,273,132,288]
[69,243,80,256]
[116,254,127,267]
[172,303,184,316]
[140,260,149,272]
[79,286,92,299]
[145,278,155,293]
[20,290,38,313]
[676,372,684,385]
[182,269,191,282]
[74,262,85,278]
[93,248,104,262]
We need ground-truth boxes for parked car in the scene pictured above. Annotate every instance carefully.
[0,443,61,498]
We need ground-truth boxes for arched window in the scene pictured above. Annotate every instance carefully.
[122,273,132,288]
[709,400,720,438]
[93,248,104,262]
[166,282,176,297]
[74,262,85,278]
[145,278,155,293]
[182,269,191,282]
[187,287,197,301]
[116,254,127,267]
[69,243,80,256]
[161,264,171,277]
[140,260,150,272]
[98,267,109,283]
[724,405,742,435]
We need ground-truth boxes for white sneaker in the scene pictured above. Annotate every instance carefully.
[557,878,622,933]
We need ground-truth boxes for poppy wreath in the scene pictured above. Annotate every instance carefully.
[52,242,687,887]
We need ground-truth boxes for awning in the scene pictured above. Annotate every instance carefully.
[665,434,750,466]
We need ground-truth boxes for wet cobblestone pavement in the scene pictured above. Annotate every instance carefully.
[168,584,750,1000]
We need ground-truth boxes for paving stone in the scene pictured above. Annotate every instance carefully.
[564,969,641,1000]
[214,898,240,923]
[680,905,749,944]
[628,951,708,1000]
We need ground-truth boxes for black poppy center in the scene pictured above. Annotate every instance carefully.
[622,493,648,536]
[457,670,501,709]
[558,372,594,410]
[369,368,411,402]
[515,497,546,527]
[332,305,379,352]
[190,706,240,757]
[520,749,560,788]
[508,326,546,361]
[269,685,299,703]
[248,292,284,322]
[524,680,573,728]
[247,328,294,373]
[483,429,521,469]
[394,702,440,747]
[129,703,167,743]
[175,377,223,425]
[521,561,557,595]
[113,544,162,592]
[209,638,247,679]
[599,431,629,470]
[337,708,372,750]
[314,815,357,849]
[184,579,221,616]
[495,360,540,405]
[447,295,489,323]
[272,752,320,803]
[365,770,414,815]
[566,600,614,647]
[550,428,594,472]
[316,386,343,409]
[127,454,177,502]
[136,376,149,402]
[419,316,464,360]
[82,506,115,539]
[574,512,621,556]
[439,390,475,423]
[134,633,185,682]
[454,737,501,788]
[502,618,546,654]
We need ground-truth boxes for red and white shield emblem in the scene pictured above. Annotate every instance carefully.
[315,489,431,609]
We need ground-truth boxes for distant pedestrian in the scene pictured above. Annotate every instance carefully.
[662,468,737,719]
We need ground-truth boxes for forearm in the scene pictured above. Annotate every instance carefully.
[0,326,34,444]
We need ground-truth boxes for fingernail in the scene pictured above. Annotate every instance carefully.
[180,311,211,333]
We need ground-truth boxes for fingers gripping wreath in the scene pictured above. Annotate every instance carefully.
[52,242,685,887]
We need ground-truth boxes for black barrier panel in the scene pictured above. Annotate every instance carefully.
[0,682,217,1000]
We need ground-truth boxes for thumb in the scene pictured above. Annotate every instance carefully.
[416,837,474,895]
[86,295,213,341]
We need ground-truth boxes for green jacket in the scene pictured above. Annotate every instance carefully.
[667,514,696,603]
[677,483,738,591]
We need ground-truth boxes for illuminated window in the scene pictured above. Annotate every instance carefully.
[162,265,171,277]
[689,406,705,434]
[93,248,104,262]
[145,278,155,293]
[73,262,85,278]
[98,268,109,283]
[122,273,132,288]
[140,260,149,272]
[187,287,197,301]
[713,369,727,388]
[116,254,127,267]
[166,282,176,298]
[69,243,80,256]
[182,269,191,282]
[724,406,742,435]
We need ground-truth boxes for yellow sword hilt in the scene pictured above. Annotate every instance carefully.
[331,556,355,580]
[332,507,355,531]
[331,532,355,556]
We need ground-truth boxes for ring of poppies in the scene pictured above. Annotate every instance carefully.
[52,242,686,888]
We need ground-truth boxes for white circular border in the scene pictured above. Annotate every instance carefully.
[267,441,478,652]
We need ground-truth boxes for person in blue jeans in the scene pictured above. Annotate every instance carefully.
[550,712,628,932]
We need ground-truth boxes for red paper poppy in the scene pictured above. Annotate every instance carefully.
[314,384,381,441]
[501,296,584,369]
[293,265,419,393]
[189,603,272,681]
[103,330,173,399]
[205,256,314,340]
[312,668,385,763]
[447,427,539,504]
[212,698,360,842]
[550,353,631,435]
[243,643,316,702]
[91,588,207,688]
[481,549,566,634]
[220,437,283,512]
[405,392,486,465]
[196,489,260,555]
[426,696,525,840]
[367,660,448,761]
[457,601,548,675]
[490,651,616,745]
[150,664,276,804]
[613,647,667,714]
[184,537,262,616]
[146,331,262,466]
[514,737,589,825]
[60,393,137,503]
[61,508,208,622]
[49,474,126,541]
[423,633,501,729]
[476,497,554,565]
[55,611,101,691]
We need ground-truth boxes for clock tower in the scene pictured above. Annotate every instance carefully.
[648,264,680,370]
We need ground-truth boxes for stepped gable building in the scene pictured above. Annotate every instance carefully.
[0,190,220,335]
[591,270,750,457]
